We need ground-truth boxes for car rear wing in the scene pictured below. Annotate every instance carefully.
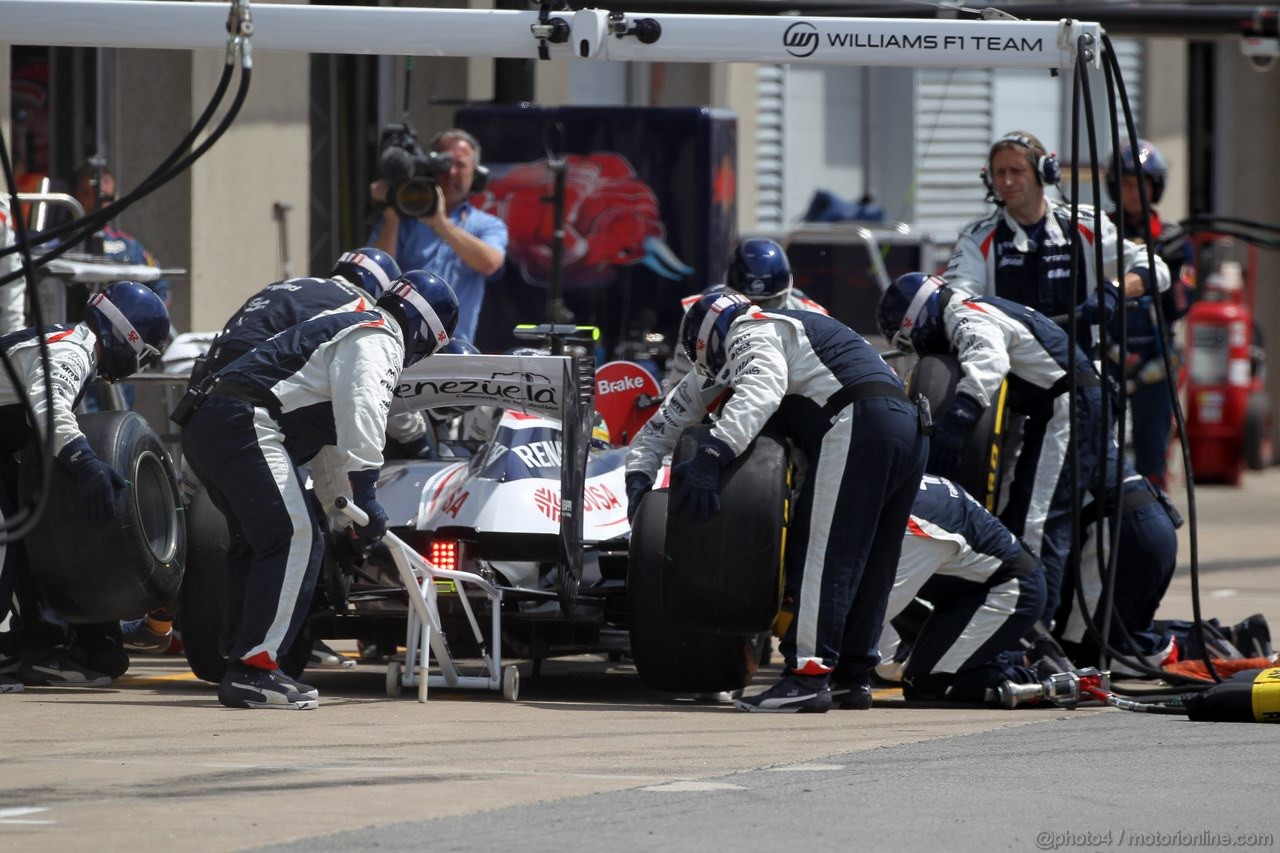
[390,352,596,613]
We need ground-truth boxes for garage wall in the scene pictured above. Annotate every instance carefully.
[1215,48,1280,452]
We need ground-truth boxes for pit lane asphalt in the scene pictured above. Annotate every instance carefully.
[3,469,1279,852]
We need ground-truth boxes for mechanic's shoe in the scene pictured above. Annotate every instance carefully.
[218,662,319,710]
[735,672,831,713]
[309,639,356,669]
[18,648,111,687]
[1228,614,1273,659]
[0,673,23,693]
[830,676,873,710]
[121,618,173,654]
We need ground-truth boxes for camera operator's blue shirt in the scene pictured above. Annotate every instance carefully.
[369,201,508,342]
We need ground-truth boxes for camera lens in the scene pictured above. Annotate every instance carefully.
[392,178,438,218]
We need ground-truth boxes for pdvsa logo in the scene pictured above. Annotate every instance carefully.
[784,21,819,58]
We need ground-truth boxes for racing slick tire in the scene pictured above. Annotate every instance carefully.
[178,481,312,683]
[908,354,1008,508]
[663,426,789,636]
[1243,392,1273,471]
[20,410,185,623]
[629,488,765,694]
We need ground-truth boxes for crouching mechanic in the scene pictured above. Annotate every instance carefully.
[180,271,459,710]
[664,238,828,392]
[878,273,1106,627]
[853,474,1045,707]
[626,292,928,713]
[0,282,170,691]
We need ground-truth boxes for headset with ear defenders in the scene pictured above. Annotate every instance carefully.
[981,132,1060,203]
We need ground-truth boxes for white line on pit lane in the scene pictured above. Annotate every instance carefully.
[0,806,54,825]
[641,781,747,792]
[24,755,670,783]
[766,763,845,772]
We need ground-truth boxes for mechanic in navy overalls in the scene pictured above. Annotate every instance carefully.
[1054,432,1182,671]
[664,238,829,393]
[878,273,1105,627]
[1103,139,1193,491]
[0,282,170,691]
[195,247,433,460]
[627,292,928,713]
[133,249,426,657]
[179,272,458,710]
[861,474,1046,707]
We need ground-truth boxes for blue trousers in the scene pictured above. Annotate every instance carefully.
[782,396,927,677]
[1000,385,1104,623]
[181,396,322,666]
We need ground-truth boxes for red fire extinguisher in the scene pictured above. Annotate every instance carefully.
[1183,262,1272,485]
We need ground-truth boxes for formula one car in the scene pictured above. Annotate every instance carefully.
[177,347,773,696]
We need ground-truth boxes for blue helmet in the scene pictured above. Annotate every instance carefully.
[725,238,792,309]
[680,291,755,378]
[376,270,460,367]
[877,273,950,356]
[1106,139,1168,205]
[439,338,481,355]
[86,281,171,382]
[331,247,401,298]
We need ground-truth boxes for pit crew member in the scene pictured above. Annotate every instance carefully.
[878,272,1105,626]
[179,271,458,710]
[1103,139,1194,490]
[944,131,1169,330]
[0,282,170,690]
[836,474,1045,707]
[663,238,828,392]
[627,292,928,713]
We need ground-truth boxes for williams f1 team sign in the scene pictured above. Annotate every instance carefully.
[1,2,1101,70]
[602,15,1099,69]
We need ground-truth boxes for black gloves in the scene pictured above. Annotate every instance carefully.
[348,469,389,555]
[58,437,126,524]
[928,394,984,479]
[671,435,733,521]
[625,472,653,524]
[1078,281,1121,326]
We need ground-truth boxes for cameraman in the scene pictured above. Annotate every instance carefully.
[369,129,507,343]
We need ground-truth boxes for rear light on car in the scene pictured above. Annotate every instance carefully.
[428,540,458,573]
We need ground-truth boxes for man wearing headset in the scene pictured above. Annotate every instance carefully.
[369,129,508,343]
[944,130,1169,325]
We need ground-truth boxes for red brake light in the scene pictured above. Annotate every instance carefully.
[428,540,458,573]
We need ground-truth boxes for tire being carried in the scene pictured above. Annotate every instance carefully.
[628,489,766,694]
[20,410,185,623]
[178,478,312,683]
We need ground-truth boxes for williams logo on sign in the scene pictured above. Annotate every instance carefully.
[784,21,819,58]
